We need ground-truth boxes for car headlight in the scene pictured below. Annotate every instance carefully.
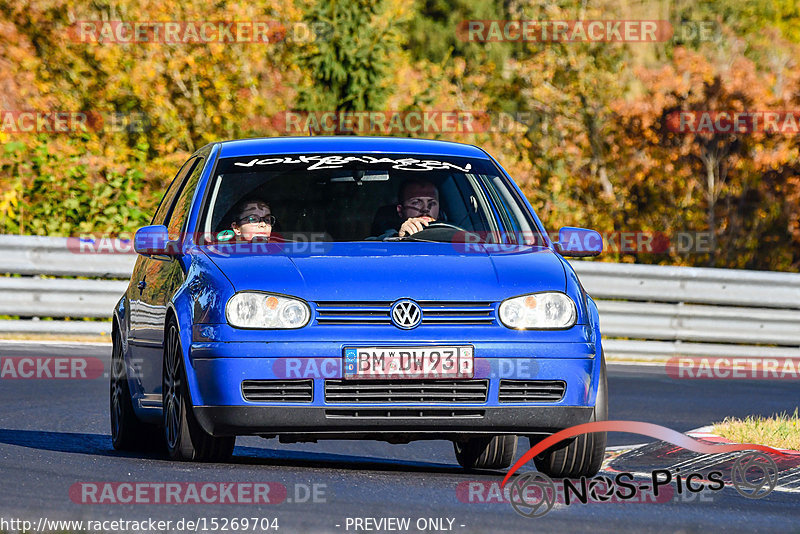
[499,292,577,329]
[226,292,310,329]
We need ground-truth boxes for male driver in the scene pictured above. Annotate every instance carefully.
[230,198,275,242]
[396,179,440,237]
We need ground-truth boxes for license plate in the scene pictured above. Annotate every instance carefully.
[343,346,473,379]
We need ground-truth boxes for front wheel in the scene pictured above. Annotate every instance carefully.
[453,435,518,470]
[532,356,608,478]
[163,319,235,461]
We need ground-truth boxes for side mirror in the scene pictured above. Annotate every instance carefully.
[134,225,178,256]
[554,226,602,257]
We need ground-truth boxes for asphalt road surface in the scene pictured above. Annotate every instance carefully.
[0,342,798,534]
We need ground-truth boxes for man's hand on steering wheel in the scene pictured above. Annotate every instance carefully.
[398,216,435,237]
[398,218,467,237]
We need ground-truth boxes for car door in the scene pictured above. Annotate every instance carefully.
[129,156,201,402]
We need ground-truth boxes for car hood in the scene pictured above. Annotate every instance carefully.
[199,242,566,302]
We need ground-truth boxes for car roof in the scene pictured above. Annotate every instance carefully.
[214,136,490,159]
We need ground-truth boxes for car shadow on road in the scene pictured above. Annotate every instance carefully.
[0,428,164,459]
[0,428,507,476]
[228,444,472,475]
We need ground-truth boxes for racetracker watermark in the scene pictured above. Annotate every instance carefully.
[457,20,672,42]
[0,110,150,134]
[70,482,326,504]
[0,517,280,532]
[268,109,661,135]
[269,111,491,135]
[269,357,539,380]
[62,230,714,255]
[666,357,800,380]
[0,356,104,379]
[667,111,800,135]
[66,232,333,255]
[68,20,333,44]
[451,231,714,254]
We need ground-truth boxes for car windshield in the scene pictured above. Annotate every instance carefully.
[200,153,544,245]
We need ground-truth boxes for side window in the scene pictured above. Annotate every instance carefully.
[151,157,198,226]
[167,158,206,241]
[480,175,521,242]
[447,175,490,233]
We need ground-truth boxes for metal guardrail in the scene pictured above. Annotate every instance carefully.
[0,235,135,277]
[571,262,800,357]
[1,235,798,358]
[0,277,127,318]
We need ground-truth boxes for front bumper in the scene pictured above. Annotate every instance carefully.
[193,405,594,437]
[185,337,600,438]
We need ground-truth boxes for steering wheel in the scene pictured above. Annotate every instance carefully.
[401,221,471,242]
[416,221,465,232]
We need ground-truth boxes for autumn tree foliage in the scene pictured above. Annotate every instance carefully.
[612,47,800,270]
[0,0,798,271]
[294,0,409,115]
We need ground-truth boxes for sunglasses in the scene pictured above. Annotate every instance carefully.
[238,215,276,226]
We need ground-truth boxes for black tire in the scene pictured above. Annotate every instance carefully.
[532,355,608,478]
[163,318,235,461]
[110,322,161,451]
[453,435,518,470]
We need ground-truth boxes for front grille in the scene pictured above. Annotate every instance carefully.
[325,409,485,419]
[498,380,566,403]
[315,301,494,326]
[324,379,489,404]
[242,380,313,403]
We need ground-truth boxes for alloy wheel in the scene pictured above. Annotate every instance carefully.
[163,325,182,451]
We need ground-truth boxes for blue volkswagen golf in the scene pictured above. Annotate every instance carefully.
[111,136,607,476]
